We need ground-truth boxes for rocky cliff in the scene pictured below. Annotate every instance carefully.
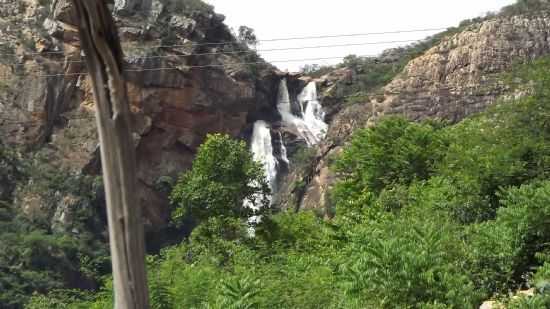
[4,1,550,229]
[0,0,284,228]
[282,13,550,213]
[374,14,550,122]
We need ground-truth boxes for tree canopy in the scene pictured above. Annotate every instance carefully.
[170,133,271,224]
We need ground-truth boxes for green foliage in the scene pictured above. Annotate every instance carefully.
[321,0,550,103]
[333,116,446,201]
[25,290,94,309]
[0,202,106,308]
[501,0,550,16]
[329,56,550,305]
[255,211,330,254]
[533,261,550,294]
[343,92,370,106]
[24,53,550,309]
[341,55,405,94]
[148,262,175,309]
[290,144,316,170]
[473,183,550,286]
[0,146,109,308]
[213,276,261,309]
[0,143,27,201]
[170,134,271,224]
[464,182,550,294]
[338,210,481,308]
[237,26,257,47]
[505,259,550,309]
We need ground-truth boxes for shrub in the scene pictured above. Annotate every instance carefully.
[338,209,482,308]
[170,134,271,224]
[291,144,316,170]
[0,147,108,308]
[0,143,26,201]
[212,276,261,309]
[333,116,446,199]
[410,176,490,224]
[237,26,257,47]
[465,182,550,293]
[501,0,550,16]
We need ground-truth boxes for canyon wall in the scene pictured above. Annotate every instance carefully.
[0,0,283,228]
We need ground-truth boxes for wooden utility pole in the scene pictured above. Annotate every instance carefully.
[70,1,150,308]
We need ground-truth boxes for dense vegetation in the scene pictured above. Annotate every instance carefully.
[170,133,271,224]
[3,1,550,307]
[0,146,109,308]
[500,0,550,16]
[25,56,550,309]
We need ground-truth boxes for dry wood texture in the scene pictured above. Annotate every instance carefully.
[70,1,150,308]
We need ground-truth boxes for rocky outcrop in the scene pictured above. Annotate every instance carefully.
[5,2,550,227]
[276,96,374,214]
[373,15,550,122]
[276,68,371,213]
[286,14,550,213]
[115,0,152,15]
[0,0,280,228]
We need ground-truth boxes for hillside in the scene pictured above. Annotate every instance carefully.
[1,0,550,308]
[30,56,550,308]
[282,11,550,214]
[0,0,282,228]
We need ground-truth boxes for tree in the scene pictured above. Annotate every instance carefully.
[237,26,258,47]
[342,54,363,71]
[333,116,446,201]
[170,134,271,224]
[0,143,26,201]
[501,0,550,16]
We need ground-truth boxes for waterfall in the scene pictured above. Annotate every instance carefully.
[277,79,327,146]
[278,132,289,165]
[245,120,279,235]
[276,78,293,119]
[249,120,278,206]
[245,80,327,235]
[299,82,328,142]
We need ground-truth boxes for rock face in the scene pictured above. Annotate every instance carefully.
[115,0,152,14]
[284,14,550,213]
[0,0,279,228]
[374,15,550,122]
[4,2,550,227]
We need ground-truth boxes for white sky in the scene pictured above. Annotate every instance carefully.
[204,0,517,71]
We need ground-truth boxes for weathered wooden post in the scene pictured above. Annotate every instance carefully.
[70,1,150,308]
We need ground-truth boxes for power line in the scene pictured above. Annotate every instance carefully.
[4,38,429,67]
[135,27,449,48]
[14,54,380,78]
[0,27,448,56]
[10,49,536,78]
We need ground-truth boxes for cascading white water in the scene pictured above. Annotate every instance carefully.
[277,79,327,145]
[247,120,278,209]
[245,120,280,235]
[247,80,327,208]
[278,132,289,165]
[245,80,327,235]
[299,81,328,142]
[276,78,293,118]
